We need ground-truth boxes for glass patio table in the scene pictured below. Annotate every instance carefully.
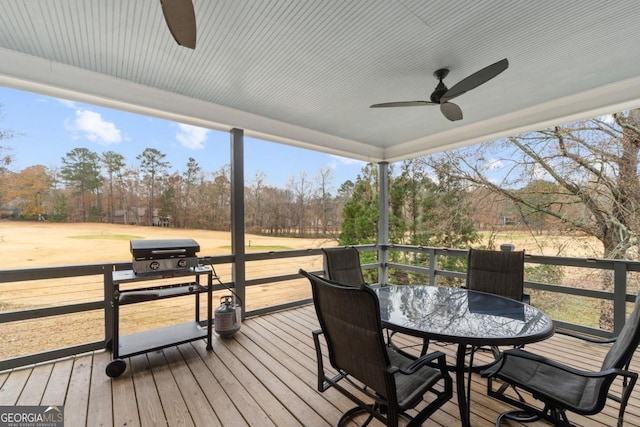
[374,285,555,427]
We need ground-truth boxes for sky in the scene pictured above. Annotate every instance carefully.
[0,86,367,188]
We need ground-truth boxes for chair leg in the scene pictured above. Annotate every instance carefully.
[419,338,429,356]
[338,406,375,427]
[616,374,637,427]
[488,378,576,427]
[496,410,541,426]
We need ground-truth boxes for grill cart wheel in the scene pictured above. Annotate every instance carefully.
[106,359,126,378]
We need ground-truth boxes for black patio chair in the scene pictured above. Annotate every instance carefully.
[466,248,526,303]
[322,247,366,286]
[463,248,527,360]
[482,291,640,427]
[322,247,404,349]
[300,269,452,427]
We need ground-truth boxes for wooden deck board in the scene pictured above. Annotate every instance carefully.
[129,352,168,427]
[41,357,73,407]
[146,349,195,427]
[2,304,640,426]
[174,343,246,427]
[111,365,140,427]
[16,362,51,406]
[87,350,114,427]
[0,366,30,405]
[191,341,276,427]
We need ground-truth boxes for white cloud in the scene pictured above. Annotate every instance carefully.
[65,109,122,145]
[58,99,78,108]
[330,154,366,166]
[176,123,209,150]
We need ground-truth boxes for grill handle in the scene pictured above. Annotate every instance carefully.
[150,249,187,255]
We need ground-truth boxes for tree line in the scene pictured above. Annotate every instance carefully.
[0,145,354,237]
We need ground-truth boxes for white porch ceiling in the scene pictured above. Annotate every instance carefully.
[1,1,640,163]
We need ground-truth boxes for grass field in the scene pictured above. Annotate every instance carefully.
[0,221,333,268]
[0,220,607,268]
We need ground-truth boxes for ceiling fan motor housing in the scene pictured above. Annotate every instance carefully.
[430,68,450,103]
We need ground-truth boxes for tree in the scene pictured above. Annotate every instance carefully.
[198,166,230,230]
[117,168,141,225]
[435,109,640,328]
[0,105,15,173]
[340,164,379,245]
[182,157,201,228]
[389,159,429,245]
[419,158,480,249]
[287,171,313,236]
[439,111,640,260]
[517,180,560,234]
[60,148,103,222]
[261,186,294,235]
[160,173,183,225]
[384,158,480,284]
[246,171,267,233]
[101,151,125,223]
[4,165,50,219]
[313,168,335,236]
[0,107,17,212]
[137,148,170,226]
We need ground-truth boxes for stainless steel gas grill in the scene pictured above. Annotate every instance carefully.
[130,238,200,274]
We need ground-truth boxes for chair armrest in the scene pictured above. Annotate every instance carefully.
[482,348,635,381]
[556,328,617,344]
[389,351,447,376]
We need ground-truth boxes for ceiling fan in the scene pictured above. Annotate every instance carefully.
[370,58,509,121]
[160,0,197,49]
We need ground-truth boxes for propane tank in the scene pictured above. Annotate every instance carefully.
[214,295,241,337]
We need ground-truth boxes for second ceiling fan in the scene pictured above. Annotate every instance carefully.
[370,58,509,121]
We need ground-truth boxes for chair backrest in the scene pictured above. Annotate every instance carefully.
[301,269,390,396]
[466,248,525,302]
[322,247,366,286]
[601,291,640,371]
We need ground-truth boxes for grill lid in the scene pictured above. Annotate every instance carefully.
[130,239,200,259]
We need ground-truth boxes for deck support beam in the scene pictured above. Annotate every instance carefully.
[378,161,389,286]
[231,128,246,319]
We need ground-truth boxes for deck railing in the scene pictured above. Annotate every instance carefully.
[1,245,639,371]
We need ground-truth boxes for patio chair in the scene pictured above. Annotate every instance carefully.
[300,269,452,427]
[482,291,640,427]
[466,248,526,302]
[321,247,366,286]
[464,248,527,360]
[322,247,406,350]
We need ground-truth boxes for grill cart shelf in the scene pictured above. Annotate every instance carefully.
[105,266,214,378]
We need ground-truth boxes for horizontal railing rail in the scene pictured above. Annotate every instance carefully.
[1,244,639,370]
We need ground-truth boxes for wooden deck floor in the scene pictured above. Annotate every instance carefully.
[1,304,640,427]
